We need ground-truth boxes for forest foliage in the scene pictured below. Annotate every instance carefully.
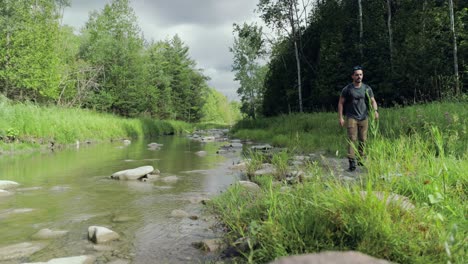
[232,0,467,117]
[0,0,240,124]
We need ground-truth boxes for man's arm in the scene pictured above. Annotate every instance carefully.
[338,96,345,127]
[370,97,379,119]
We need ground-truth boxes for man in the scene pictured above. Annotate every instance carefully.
[338,66,379,171]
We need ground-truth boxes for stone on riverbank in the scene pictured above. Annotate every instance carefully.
[192,238,224,252]
[23,255,96,264]
[111,166,154,180]
[238,181,261,192]
[360,191,415,211]
[0,242,46,261]
[269,251,392,264]
[88,226,119,244]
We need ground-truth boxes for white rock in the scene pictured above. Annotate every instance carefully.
[23,255,96,264]
[88,226,119,244]
[0,180,20,190]
[111,166,154,180]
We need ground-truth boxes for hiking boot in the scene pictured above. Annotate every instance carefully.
[348,159,356,171]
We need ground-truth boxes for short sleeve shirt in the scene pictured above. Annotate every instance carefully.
[341,83,374,121]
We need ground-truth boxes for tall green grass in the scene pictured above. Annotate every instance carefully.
[231,102,467,157]
[210,101,467,263]
[0,96,192,151]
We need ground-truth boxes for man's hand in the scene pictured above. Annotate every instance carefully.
[339,117,345,127]
[374,111,379,120]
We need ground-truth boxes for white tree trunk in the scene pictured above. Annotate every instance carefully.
[290,0,303,112]
[387,0,393,70]
[294,40,303,112]
[358,0,363,60]
[448,0,460,95]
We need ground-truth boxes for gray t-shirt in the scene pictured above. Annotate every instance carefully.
[341,83,374,121]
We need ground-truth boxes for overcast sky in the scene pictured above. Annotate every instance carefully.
[62,0,263,101]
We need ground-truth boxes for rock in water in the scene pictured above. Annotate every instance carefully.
[111,166,154,180]
[88,226,119,244]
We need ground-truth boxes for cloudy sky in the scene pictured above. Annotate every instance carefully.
[62,0,263,101]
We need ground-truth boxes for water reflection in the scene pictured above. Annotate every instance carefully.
[0,136,241,263]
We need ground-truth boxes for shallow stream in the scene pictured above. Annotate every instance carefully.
[0,136,241,263]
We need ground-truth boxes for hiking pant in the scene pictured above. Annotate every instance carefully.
[346,118,368,160]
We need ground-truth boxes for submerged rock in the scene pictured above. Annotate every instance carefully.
[171,209,189,218]
[192,238,224,252]
[23,255,96,264]
[111,166,154,180]
[0,242,46,261]
[0,189,13,197]
[161,175,179,183]
[32,228,69,240]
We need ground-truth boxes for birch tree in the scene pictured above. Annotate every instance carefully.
[257,0,312,113]
[448,0,460,95]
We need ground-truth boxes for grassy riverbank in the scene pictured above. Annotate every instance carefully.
[0,97,194,153]
[231,101,467,157]
[210,101,467,263]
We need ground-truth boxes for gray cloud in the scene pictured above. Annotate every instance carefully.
[63,0,263,101]
[134,0,257,26]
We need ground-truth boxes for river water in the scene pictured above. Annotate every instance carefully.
[0,136,242,263]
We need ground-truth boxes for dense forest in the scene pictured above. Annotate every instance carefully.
[232,0,467,117]
[0,0,240,124]
[1,0,466,122]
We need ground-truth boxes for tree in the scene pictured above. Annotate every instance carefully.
[257,0,312,113]
[79,0,144,116]
[161,35,209,122]
[0,0,62,101]
[230,23,266,119]
[448,0,460,95]
[201,88,241,125]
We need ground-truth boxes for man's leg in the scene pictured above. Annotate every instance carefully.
[347,118,358,171]
[357,119,369,165]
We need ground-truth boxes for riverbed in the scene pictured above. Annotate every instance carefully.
[0,136,242,263]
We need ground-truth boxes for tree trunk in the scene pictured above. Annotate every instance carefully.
[294,40,303,113]
[386,0,393,71]
[358,0,363,60]
[290,0,303,112]
[5,30,10,97]
[448,0,460,95]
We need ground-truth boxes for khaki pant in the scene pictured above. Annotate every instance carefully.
[346,118,368,160]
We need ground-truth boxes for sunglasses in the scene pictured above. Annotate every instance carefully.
[353,66,362,71]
